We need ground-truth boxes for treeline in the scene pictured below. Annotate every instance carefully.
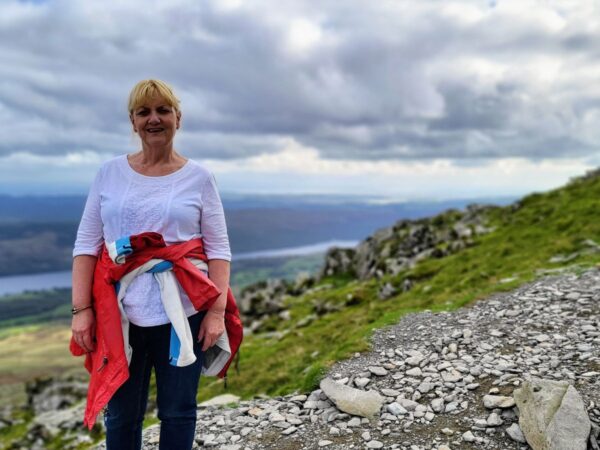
[0,288,71,328]
[0,222,77,276]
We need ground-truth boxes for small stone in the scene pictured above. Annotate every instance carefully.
[406,355,424,366]
[406,367,423,377]
[487,412,503,427]
[397,398,419,411]
[506,423,526,443]
[483,395,515,409]
[348,417,362,427]
[417,382,435,393]
[318,440,333,447]
[355,377,371,388]
[367,440,384,449]
[442,369,462,383]
[431,398,444,413]
[463,430,476,442]
[381,388,400,397]
[369,366,388,376]
[386,402,408,416]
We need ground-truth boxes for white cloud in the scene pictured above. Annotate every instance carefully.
[1,0,600,197]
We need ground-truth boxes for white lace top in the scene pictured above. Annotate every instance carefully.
[73,154,231,326]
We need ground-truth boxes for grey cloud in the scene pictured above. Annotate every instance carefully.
[0,0,599,162]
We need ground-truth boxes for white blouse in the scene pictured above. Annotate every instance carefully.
[73,154,231,326]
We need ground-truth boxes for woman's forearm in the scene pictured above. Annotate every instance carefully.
[207,259,230,315]
[72,255,98,308]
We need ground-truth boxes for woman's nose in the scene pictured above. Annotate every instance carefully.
[148,111,160,123]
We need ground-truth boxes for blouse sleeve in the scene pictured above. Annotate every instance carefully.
[73,167,104,257]
[200,173,232,261]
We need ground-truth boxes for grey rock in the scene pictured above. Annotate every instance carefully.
[368,366,388,376]
[486,412,503,427]
[199,394,241,407]
[483,395,516,409]
[386,402,408,416]
[514,378,591,450]
[506,423,527,443]
[320,378,384,418]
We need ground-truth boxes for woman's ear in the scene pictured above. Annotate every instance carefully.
[130,114,137,133]
[176,111,182,130]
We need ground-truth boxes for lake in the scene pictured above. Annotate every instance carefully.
[0,239,358,296]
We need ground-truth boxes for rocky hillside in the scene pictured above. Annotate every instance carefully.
[3,169,600,449]
[105,268,600,449]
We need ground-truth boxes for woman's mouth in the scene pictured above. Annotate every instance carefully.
[146,128,164,133]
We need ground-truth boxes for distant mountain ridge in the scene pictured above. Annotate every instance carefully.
[0,194,514,276]
[0,193,515,222]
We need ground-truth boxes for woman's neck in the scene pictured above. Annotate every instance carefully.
[137,145,179,166]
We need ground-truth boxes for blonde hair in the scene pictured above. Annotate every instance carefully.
[127,79,181,115]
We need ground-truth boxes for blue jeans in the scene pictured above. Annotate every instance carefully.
[104,311,206,450]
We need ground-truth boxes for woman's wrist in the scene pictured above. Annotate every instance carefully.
[71,304,94,315]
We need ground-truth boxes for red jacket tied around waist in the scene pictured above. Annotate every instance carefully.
[69,232,243,429]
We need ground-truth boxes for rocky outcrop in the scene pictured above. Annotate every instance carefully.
[316,204,495,286]
[95,267,600,450]
[319,248,356,278]
[26,376,88,415]
[7,377,100,450]
[514,379,591,450]
[240,204,495,334]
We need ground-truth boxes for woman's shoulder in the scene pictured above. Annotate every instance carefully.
[90,155,129,184]
[185,158,215,180]
[98,154,127,172]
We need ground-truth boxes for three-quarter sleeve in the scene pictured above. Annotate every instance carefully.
[200,173,231,261]
[73,168,104,257]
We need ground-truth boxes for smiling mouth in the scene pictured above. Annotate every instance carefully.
[146,128,165,133]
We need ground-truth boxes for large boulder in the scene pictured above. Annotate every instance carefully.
[514,378,591,450]
[319,247,356,278]
[26,376,88,415]
[320,377,384,418]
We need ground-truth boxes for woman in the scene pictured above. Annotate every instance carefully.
[70,79,239,450]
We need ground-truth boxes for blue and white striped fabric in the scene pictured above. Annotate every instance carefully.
[107,237,133,264]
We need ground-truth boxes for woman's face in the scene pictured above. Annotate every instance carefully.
[130,97,181,149]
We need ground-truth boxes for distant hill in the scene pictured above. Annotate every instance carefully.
[0,194,514,276]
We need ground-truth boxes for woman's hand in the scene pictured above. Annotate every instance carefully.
[72,255,97,353]
[71,309,96,353]
[198,310,225,352]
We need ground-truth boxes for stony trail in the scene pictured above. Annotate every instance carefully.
[98,269,600,450]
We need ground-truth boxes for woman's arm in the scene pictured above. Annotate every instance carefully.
[198,259,230,351]
[71,255,97,353]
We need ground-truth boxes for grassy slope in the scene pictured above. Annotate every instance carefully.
[198,173,600,400]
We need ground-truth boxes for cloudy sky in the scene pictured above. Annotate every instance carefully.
[1,0,599,200]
